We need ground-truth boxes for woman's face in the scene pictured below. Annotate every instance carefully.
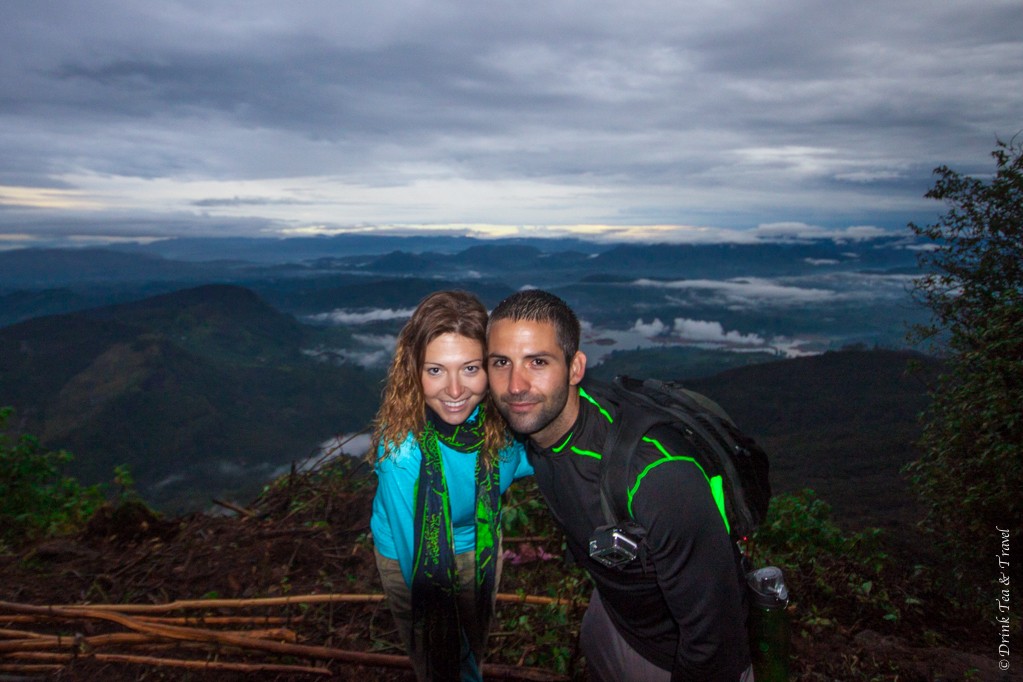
[421,332,488,425]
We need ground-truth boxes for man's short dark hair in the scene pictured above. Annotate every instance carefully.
[488,289,580,363]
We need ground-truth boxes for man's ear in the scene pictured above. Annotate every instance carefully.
[568,351,586,386]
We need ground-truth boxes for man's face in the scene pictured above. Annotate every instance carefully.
[487,318,586,448]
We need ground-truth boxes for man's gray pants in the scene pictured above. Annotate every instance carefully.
[580,588,755,682]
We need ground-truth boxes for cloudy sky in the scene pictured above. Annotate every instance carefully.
[1,0,1020,247]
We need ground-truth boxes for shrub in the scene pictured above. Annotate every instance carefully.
[905,139,1023,580]
[754,490,906,630]
[0,407,105,549]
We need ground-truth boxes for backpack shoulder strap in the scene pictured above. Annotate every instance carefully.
[596,384,669,525]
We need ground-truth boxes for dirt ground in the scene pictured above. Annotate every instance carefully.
[1,461,1015,681]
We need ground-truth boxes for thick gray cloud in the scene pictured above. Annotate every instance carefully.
[1,0,1020,243]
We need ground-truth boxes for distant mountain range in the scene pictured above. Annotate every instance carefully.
[113,234,610,263]
[0,233,942,549]
[0,284,383,512]
[0,232,922,292]
[0,234,931,353]
[0,248,221,288]
[1,279,941,553]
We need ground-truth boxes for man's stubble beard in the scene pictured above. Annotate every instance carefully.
[495,381,571,442]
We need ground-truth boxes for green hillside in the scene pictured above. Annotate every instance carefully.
[685,348,941,554]
[0,285,384,512]
[84,284,308,364]
[0,281,941,542]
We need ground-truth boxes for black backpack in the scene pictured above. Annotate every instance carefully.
[591,375,772,546]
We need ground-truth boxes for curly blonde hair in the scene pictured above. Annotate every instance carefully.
[371,290,509,467]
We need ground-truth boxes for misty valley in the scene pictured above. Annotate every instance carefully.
[0,233,934,528]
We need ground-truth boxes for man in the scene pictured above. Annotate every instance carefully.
[487,289,752,682]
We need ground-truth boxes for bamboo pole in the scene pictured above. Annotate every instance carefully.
[0,598,574,681]
[16,591,577,614]
[134,615,300,626]
[497,593,577,607]
[0,629,48,640]
[0,663,65,673]
[1,614,299,625]
[44,593,385,613]
[0,628,294,651]
[0,601,421,668]
[4,651,330,676]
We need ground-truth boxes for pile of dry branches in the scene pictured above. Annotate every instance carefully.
[0,593,573,680]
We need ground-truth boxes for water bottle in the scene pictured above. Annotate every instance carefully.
[746,566,791,682]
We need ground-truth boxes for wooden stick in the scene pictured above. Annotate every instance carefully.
[36,593,385,613]
[0,629,49,640]
[496,593,578,607]
[2,614,300,626]
[0,626,299,653]
[4,651,330,676]
[0,599,574,681]
[6,591,578,614]
[210,498,259,518]
[0,663,65,673]
[0,601,415,664]
[135,615,301,625]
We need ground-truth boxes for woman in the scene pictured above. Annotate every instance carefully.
[370,290,532,681]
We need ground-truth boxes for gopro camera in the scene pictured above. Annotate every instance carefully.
[588,523,644,569]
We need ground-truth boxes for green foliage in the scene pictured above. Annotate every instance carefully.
[754,490,907,628]
[0,407,104,549]
[497,478,592,677]
[501,478,557,538]
[112,463,139,500]
[905,138,1023,574]
[498,597,565,672]
[497,561,591,676]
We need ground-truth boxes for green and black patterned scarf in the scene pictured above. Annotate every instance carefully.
[411,405,501,680]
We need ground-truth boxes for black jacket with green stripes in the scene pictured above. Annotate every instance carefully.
[527,382,751,681]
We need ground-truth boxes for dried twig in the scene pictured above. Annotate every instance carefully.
[43,593,384,613]
[134,615,301,625]
[1,614,299,626]
[0,628,295,651]
[5,651,330,675]
[496,593,578,607]
[211,499,258,518]
[26,591,577,613]
[0,662,65,673]
[0,601,416,666]
[0,596,574,681]
[0,629,48,640]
